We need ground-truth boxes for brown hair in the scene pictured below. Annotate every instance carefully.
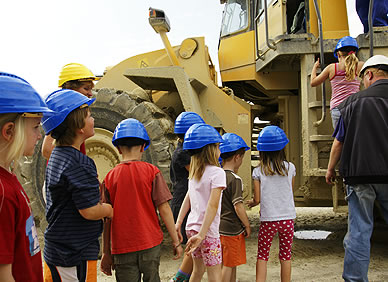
[338,47,359,81]
[62,80,93,90]
[220,148,245,162]
[258,149,288,176]
[52,107,90,146]
[189,143,220,181]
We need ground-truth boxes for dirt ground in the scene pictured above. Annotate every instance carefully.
[40,207,388,281]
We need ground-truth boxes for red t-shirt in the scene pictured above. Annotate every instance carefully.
[0,167,43,282]
[103,161,172,254]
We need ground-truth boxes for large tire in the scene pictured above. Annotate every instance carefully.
[18,87,177,230]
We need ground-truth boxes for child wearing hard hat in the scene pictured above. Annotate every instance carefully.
[170,112,206,282]
[310,36,364,129]
[219,133,251,282]
[175,123,226,281]
[0,72,53,282]
[247,125,296,282]
[42,63,98,159]
[41,89,113,282]
[100,118,183,281]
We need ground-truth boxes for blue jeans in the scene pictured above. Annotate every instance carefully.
[343,184,388,282]
[330,107,341,129]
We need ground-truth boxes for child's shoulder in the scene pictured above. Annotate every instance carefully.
[52,146,95,168]
[225,169,241,180]
[206,165,224,173]
[110,161,160,175]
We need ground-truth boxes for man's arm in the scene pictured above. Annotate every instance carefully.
[326,138,343,184]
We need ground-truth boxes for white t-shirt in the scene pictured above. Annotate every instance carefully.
[186,165,226,238]
[252,161,296,221]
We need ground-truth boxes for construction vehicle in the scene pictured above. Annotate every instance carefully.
[20,0,388,227]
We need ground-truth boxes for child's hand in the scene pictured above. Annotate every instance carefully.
[103,203,113,218]
[175,224,183,243]
[313,58,320,69]
[246,199,257,208]
[244,225,251,238]
[172,242,183,260]
[100,253,114,276]
[185,234,203,255]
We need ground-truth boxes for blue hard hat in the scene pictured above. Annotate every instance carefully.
[257,125,289,151]
[220,133,250,154]
[183,123,223,150]
[0,72,54,115]
[112,118,150,150]
[334,36,358,59]
[174,112,205,134]
[41,89,95,135]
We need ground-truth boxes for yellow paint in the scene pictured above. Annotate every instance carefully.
[137,58,150,68]
[218,31,255,72]
[308,0,349,39]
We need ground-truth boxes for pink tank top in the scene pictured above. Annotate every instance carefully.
[329,63,360,110]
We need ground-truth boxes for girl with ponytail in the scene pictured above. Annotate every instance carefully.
[310,36,364,129]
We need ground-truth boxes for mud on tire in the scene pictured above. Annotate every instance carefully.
[19,87,177,230]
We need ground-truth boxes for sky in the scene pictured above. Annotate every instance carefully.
[1,0,363,96]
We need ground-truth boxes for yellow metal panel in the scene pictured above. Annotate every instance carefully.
[308,0,349,39]
[220,64,298,91]
[218,31,255,72]
[257,0,286,51]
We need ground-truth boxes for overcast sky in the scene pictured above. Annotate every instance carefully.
[1,0,362,96]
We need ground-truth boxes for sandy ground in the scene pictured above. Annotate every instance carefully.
[39,207,388,281]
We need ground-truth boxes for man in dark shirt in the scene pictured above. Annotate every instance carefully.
[326,55,388,282]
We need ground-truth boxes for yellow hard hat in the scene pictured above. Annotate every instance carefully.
[58,63,99,87]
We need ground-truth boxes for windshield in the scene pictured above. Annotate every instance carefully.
[221,0,249,36]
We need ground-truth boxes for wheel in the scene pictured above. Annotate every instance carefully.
[18,87,177,230]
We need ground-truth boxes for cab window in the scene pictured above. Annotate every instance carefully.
[221,0,249,36]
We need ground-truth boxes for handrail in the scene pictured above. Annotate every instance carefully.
[264,0,276,50]
[254,1,265,60]
[312,0,326,127]
[368,0,374,57]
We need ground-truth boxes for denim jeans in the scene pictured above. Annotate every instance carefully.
[330,107,341,129]
[343,184,388,282]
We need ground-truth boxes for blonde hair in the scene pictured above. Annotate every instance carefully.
[188,143,220,181]
[0,114,26,171]
[258,149,288,176]
[338,50,359,81]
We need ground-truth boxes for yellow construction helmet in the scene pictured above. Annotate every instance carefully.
[58,63,99,87]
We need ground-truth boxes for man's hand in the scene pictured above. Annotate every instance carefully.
[326,168,336,185]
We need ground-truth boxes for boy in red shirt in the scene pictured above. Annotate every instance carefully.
[100,118,183,281]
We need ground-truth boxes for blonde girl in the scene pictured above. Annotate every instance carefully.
[311,36,364,128]
[0,72,53,282]
[175,124,226,282]
[248,126,296,282]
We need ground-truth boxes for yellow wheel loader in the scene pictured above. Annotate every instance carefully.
[20,0,388,228]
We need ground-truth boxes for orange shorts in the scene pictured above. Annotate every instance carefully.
[44,260,97,282]
[220,233,246,267]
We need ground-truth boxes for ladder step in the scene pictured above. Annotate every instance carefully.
[310,135,333,142]
[308,101,330,109]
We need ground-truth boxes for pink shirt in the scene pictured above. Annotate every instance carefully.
[186,165,226,238]
[330,63,360,110]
